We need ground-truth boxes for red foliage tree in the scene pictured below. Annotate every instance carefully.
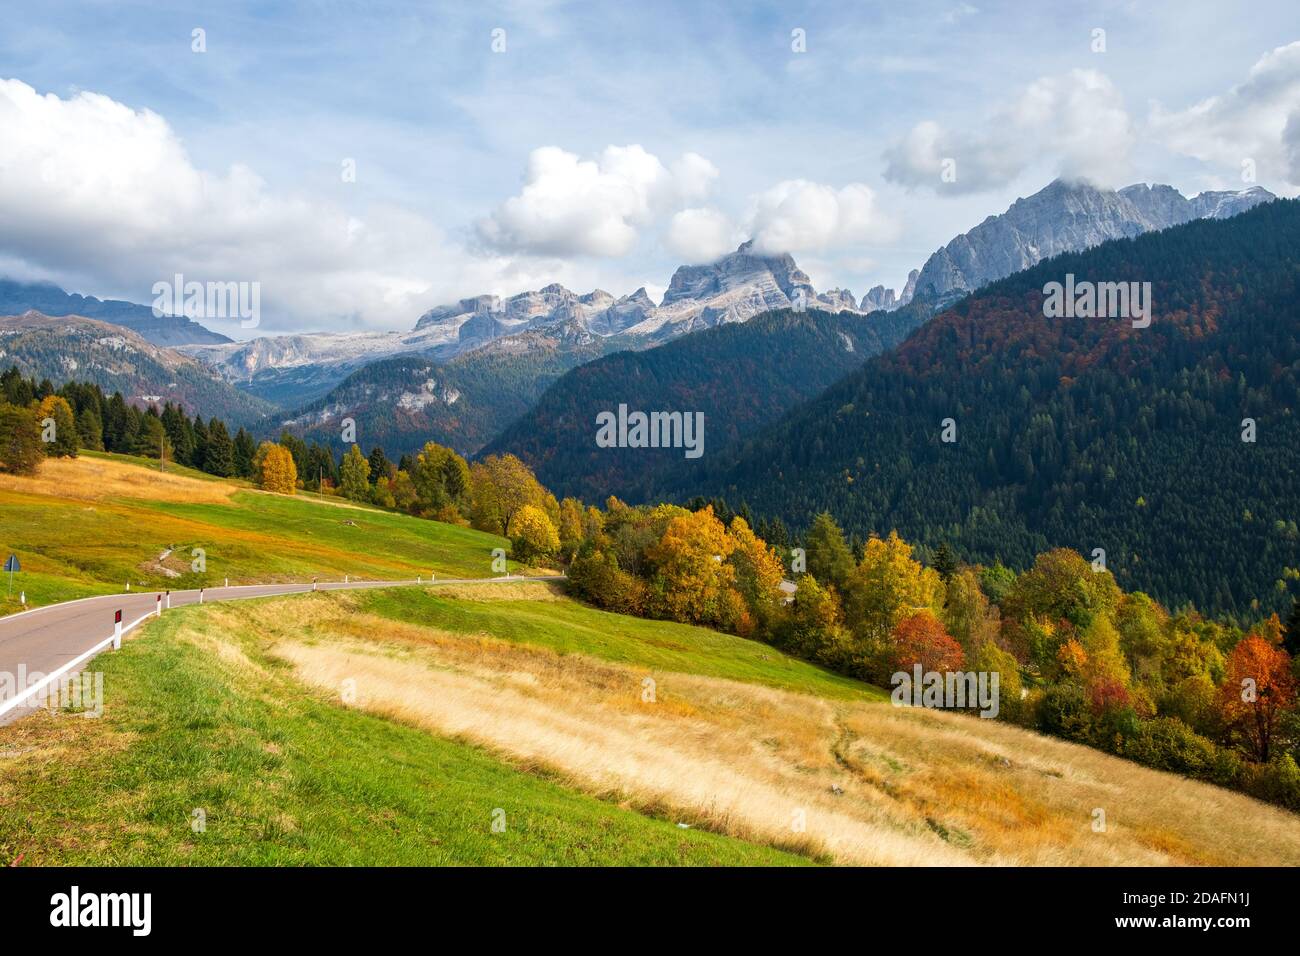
[889,611,965,674]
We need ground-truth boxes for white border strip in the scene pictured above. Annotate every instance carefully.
[0,611,151,720]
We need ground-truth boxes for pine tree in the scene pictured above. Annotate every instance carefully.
[76,405,104,451]
[368,446,392,483]
[933,542,958,581]
[233,428,256,478]
[804,512,855,590]
[1283,598,1300,658]
[204,418,235,477]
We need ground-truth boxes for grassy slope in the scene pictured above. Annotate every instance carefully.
[0,452,519,615]
[0,609,808,865]
[0,454,832,864]
[361,586,881,701]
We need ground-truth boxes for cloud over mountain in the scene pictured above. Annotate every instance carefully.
[1150,40,1300,188]
[882,69,1135,193]
[476,145,719,257]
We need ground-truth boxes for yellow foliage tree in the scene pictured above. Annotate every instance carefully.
[469,454,551,534]
[36,395,78,457]
[256,441,298,495]
[727,516,786,624]
[646,506,737,626]
[508,504,560,561]
[842,530,943,643]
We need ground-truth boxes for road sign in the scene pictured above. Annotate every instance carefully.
[3,554,18,572]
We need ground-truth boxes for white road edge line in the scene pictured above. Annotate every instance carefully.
[0,574,563,719]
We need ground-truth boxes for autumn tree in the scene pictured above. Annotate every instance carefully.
[507,504,560,562]
[780,575,851,666]
[412,441,470,516]
[37,395,78,457]
[1219,633,1297,762]
[557,497,586,559]
[842,531,943,645]
[339,444,371,501]
[469,454,551,534]
[256,442,298,495]
[889,611,965,675]
[645,506,739,627]
[727,516,786,627]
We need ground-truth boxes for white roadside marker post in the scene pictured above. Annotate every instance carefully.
[199,587,204,605]
[113,610,122,650]
[166,591,171,609]
[156,593,162,617]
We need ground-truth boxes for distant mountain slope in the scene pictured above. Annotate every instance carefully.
[0,311,273,424]
[190,240,898,413]
[679,198,1300,618]
[911,179,1274,310]
[273,326,612,458]
[0,278,231,346]
[486,304,930,502]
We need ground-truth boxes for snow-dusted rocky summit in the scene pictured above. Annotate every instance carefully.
[912,179,1275,309]
[411,240,903,351]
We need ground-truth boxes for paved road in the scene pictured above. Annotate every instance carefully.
[0,575,561,725]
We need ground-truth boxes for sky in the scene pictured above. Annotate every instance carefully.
[0,0,1297,337]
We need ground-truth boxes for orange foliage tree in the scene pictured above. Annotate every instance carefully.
[889,611,965,674]
[1219,633,1297,762]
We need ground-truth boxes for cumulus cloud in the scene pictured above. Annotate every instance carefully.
[882,69,1135,193]
[665,207,741,263]
[747,180,898,254]
[0,78,482,332]
[477,144,719,257]
[1150,41,1300,187]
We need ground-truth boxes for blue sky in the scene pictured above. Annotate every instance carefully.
[0,0,1297,335]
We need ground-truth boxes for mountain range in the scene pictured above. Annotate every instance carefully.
[672,197,1300,618]
[0,311,273,424]
[910,180,1274,309]
[0,279,232,347]
[0,177,1277,462]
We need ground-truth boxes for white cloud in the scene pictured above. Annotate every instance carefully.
[666,207,740,263]
[477,144,719,257]
[1150,41,1300,187]
[882,69,1135,193]
[0,78,491,333]
[747,180,898,254]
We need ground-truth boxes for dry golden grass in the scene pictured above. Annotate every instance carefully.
[0,456,236,504]
[247,595,1300,867]
[425,581,565,602]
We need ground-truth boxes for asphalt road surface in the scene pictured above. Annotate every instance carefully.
[0,575,560,725]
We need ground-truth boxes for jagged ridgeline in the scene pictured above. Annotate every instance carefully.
[677,198,1300,619]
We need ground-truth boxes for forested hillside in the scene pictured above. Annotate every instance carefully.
[678,198,1300,619]
[488,304,928,502]
[274,332,612,459]
[0,311,272,425]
